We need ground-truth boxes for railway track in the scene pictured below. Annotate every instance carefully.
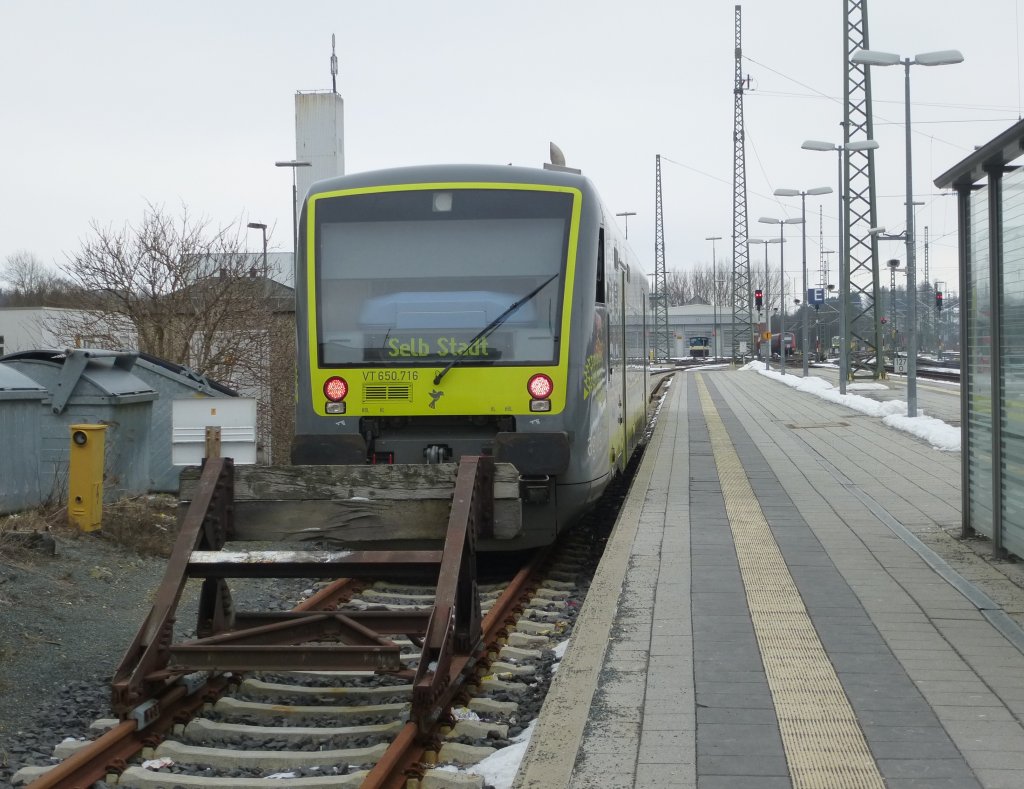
[807,360,961,384]
[15,470,624,789]
[46,569,579,787]
[12,373,668,789]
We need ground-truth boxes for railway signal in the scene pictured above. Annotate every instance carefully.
[935,291,943,310]
[755,289,763,310]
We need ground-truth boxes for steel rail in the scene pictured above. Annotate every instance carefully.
[27,456,542,788]
[25,577,356,789]
[361,547,550,789]
[24,677,231,789]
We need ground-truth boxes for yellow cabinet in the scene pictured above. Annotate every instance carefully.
[68,424,107,532]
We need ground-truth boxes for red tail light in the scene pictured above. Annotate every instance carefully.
[324,376,349,402]
[527,373,554,400]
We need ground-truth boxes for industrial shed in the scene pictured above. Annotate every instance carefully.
[130,352,238,492]
[0,364,47,514]
[0,349,156,503]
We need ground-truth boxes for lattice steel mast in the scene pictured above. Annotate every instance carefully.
[844,0,884,379]
[731,4,753,362]
[922,225,930,349]
[652,154,670,361]
[819,206,826,288]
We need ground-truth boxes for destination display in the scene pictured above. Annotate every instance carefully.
[362,333,507,362]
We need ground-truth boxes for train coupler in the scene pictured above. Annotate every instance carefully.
[519,474,552,504]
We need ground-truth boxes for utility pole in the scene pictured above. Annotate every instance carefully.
[923,225,930,351]
[707,236,722,358]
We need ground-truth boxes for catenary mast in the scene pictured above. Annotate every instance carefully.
[652,154,670,361]
[844,0,884,379]
[731,5,753,362]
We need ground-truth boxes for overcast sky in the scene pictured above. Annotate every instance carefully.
[1,1,1019,295]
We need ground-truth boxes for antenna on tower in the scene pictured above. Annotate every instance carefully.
[330,34,338,94]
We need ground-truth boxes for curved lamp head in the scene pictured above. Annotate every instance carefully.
[852,48,964,67]
[915,50,964,66]
[802,139,879,152]
[851,49,901,66]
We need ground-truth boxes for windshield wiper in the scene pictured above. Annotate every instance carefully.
[433,273,558,386]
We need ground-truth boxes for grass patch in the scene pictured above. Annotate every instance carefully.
[0,508,61,563]
[93,495,179,558]
[3,496,180,559]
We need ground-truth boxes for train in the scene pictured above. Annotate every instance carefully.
[755,331,797,358]
[290,163,652,550]
[689,336,711,358]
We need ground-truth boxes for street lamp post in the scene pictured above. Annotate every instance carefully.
[773,186,832,376]
[935,279,947,358]
[749,238,783,370]
[812,284,831,360]
[706,235,722,358]
[759,217,804,375]
[275,160,313,273]
[851,47,963,418]
[827,283,838,356]
[247,222,268,274]
[801,138,880,394]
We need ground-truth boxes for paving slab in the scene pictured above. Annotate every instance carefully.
[515,368,1024,788]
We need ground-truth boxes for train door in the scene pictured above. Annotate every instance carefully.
[612,247,627,470]
[593,227,612,479]
[619,261,628,464]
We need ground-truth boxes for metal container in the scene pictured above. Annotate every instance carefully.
[0,363,47,513]
[1,350,156,504]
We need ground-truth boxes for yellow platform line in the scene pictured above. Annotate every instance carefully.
[697,375,885,789]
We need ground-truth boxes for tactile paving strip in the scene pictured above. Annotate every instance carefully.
[697,376,885,788]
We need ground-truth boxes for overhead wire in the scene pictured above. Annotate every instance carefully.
[740,51,965,283]
[742,54,977,153]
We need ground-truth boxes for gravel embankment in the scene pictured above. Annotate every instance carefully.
[0,528,310,787]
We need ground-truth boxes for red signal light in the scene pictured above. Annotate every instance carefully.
[527,373,554,400]
[935,291,943,310]
[324,376,349,401]
[755,289,763,310]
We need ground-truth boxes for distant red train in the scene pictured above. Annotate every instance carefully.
[755,332,797,358]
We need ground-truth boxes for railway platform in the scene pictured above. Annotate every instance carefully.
[514,366,1024,788]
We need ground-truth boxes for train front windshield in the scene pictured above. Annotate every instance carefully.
[312,187,572,367]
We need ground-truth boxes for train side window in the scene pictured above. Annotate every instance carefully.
[596,228,605,304]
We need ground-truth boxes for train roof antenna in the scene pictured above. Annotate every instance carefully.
[544,141,581,174]
[330,34,338,94]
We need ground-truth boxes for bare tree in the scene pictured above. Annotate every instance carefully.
[664,268,692,305]
[52,203,296,463]
[1,250,73,306]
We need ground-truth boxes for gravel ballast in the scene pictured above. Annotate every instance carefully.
[0,529,167,784]
[0,526,311,786]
